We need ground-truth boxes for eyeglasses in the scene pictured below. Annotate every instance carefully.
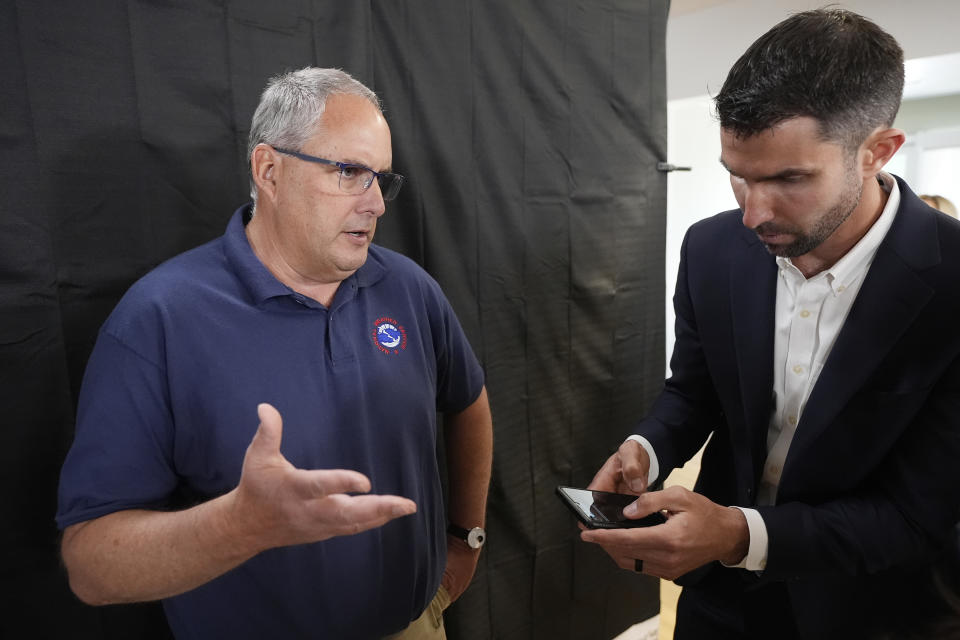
[273,147,405,201]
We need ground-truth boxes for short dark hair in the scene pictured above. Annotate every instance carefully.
[714,8,904,150]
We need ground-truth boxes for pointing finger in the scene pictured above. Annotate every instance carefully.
[316,494,417,537]
[336,494,417,525]
[301,468,373,498]
[618,440,649,493]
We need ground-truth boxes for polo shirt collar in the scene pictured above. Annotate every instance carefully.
[223,204,387,307]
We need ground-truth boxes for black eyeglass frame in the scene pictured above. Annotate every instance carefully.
[272,147,404,201]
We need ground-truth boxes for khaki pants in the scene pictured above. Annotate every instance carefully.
[386,585,451,640]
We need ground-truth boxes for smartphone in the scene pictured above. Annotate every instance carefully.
[556,486,667,529]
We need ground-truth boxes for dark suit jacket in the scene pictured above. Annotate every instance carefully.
[639,177,960,638]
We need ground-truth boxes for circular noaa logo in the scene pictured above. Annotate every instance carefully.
[372,317,407,354]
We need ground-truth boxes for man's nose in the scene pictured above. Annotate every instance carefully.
[364,180,387,217]
[740,185,774,229]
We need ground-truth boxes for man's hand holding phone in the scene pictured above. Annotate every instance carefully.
[578,486,749,580]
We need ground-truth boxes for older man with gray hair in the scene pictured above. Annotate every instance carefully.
[57,67,492,639]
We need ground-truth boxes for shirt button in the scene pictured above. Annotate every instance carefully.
[787,415,797,426]
[800,310,811,318]
[769,464,781,475]
[793,365,804,375]
[837,285,846,293]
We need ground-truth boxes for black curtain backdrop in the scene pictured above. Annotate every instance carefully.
[0,1,668,638]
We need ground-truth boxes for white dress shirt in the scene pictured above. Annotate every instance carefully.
[631,173,900,571]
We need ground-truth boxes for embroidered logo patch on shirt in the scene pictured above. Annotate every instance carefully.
[372,317,407,355]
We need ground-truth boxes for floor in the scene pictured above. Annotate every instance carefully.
[613,615,660,640]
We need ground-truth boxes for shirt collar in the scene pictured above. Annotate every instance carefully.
[776,172,900,294]
[223,204,387,307]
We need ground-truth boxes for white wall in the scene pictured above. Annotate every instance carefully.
[663,96,736,372]
[667,0,960,101]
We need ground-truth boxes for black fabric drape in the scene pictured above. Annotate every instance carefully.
[0,1,668,638]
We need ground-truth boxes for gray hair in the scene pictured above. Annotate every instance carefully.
[247,67,381,201]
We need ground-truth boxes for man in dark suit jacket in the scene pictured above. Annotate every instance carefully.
[580,9,960,640]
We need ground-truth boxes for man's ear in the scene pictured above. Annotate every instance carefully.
[860,127,906,176]
[251,144,280,202]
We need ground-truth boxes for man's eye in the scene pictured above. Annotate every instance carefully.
[340,166,362,180]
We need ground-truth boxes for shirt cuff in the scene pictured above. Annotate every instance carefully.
[722,507,768,571]
[625,435,659,487]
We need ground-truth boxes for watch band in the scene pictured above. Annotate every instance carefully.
[447,523,486,549]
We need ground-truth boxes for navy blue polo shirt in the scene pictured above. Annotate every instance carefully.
[56,205,484,639]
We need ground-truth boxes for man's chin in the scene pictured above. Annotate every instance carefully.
[335,249,369,275]
[761,242,802,258]
[754,230,806,257]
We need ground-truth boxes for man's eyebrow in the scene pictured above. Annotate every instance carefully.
[340,157,393,173]
[718,157,750,179]
[717,157,813,181]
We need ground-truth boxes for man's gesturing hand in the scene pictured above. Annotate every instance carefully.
[229,403,417,553]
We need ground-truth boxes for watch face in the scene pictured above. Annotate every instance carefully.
[466,527,486,549]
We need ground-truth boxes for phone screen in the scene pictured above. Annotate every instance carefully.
[556,486,667,529]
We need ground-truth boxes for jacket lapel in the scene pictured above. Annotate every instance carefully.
[730,231,779,488]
